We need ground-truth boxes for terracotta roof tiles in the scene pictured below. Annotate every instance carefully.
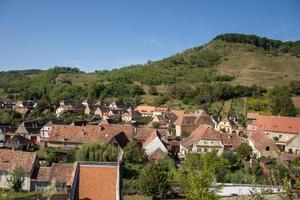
[251,115,300,134]
[0,149,37,173]
[180,125,221,148]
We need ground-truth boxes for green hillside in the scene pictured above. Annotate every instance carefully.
[1,33,300,111]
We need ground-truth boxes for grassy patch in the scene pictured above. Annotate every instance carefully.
[221,99,232,117]
[3,191,42,199]
[123,195,151,200]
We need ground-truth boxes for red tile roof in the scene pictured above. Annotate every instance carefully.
[180,125,221,148]
[251,115,300,134]
[0,149,37,173]
[77,162,119,200]
[48,124,133,144]
[134,127,167,142]
[135,105,168,114]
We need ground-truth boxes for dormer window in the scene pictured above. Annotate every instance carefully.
[266,146,270,151]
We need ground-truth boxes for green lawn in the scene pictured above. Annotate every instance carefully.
[1,191,42,199]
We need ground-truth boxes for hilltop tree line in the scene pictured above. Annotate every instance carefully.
[214,33,300,56]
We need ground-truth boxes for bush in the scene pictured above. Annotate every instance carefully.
[8,166,25,192]
[123,142,147,164]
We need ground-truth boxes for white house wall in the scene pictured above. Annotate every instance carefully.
[143,137,168,155]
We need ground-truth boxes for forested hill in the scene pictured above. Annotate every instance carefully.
[1,33,300,109]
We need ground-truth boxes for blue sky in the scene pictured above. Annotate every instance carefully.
[0,0,300,72]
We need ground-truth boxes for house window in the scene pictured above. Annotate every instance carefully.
[204,148,208,152]
[197,148,201,152]
[266,146,270,151]
[279,135,282,138]
[211,141,213,144]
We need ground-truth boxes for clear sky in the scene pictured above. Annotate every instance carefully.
[0,0,300,72]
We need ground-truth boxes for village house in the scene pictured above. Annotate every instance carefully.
[0,149,38,191]
[179,125,224,158]
[150,112,178,129]
[285,134,300,154]
[248,130,279,159]
[175,109,214,138]
[5,135,37,151]
[44,124,132,153]
[220,133,242,150]
[135,105,169,117]
[122,108,142,122]
[31,163,76,196]
[247,115,300,152]
[5,121,44,143]
[39,121,67,143]
[55,103,85,117]
[216,117,237,133]
[109,100,127,110]
[247,112,260,124]
[142,130,168,156]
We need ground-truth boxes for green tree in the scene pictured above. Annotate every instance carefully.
[7,166,25,192]
[177,152,228,200]
[129,85,145,97]
[270,95,296,117]
[139,163,169,200]
[123,141,147,164]
[75,142,118,162]
[236,143,252,161]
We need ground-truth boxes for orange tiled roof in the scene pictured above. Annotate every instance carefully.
[251,115,300,134]
[48,124,132,144]
[134,127,167,143]
[180,125,221,148]
[0,149,37,173]
[77,162,119,200]
[135,105,168,114]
